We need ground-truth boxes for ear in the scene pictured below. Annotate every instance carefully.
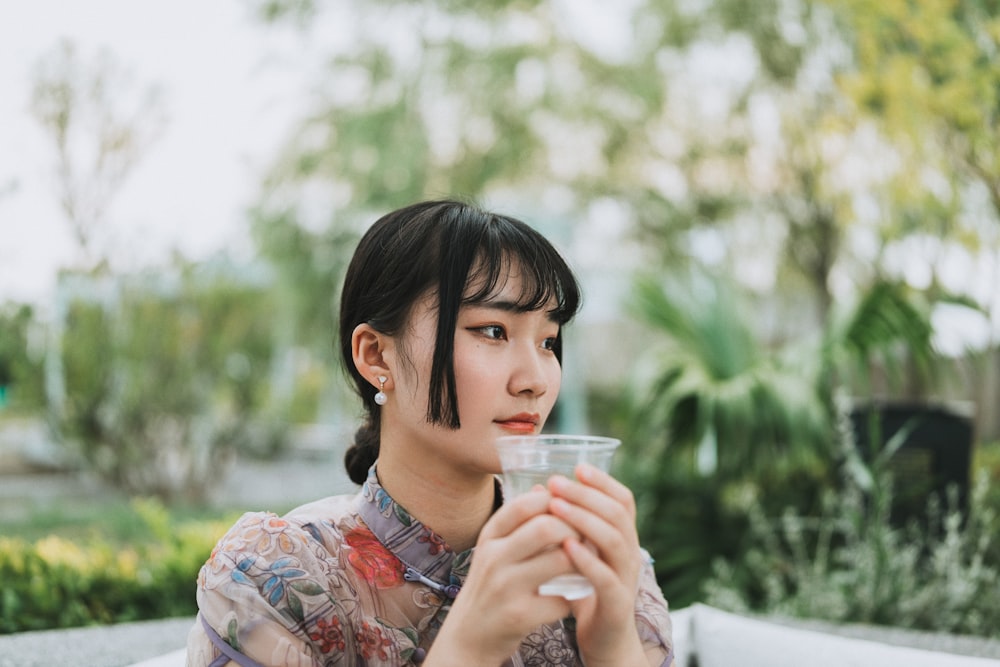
[352,323,393,390]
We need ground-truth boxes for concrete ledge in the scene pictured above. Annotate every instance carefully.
[127,649,185,667]
[681,604,1000,667]
[0,617,193,667]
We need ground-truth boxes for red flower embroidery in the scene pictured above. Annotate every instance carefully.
[309,616,346,653]
[344,526,405,589]
[417,531,450,556]
[355,621,393,660]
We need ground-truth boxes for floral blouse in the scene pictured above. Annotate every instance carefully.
[187,467,674,666]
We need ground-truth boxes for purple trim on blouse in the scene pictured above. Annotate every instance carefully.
[200,613,266,667]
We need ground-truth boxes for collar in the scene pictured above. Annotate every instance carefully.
[355,465,496,596]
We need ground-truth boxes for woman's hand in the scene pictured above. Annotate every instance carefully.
[424,487,578,666]
[546,464,648,667]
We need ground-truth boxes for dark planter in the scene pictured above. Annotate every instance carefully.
[850,401,974,527]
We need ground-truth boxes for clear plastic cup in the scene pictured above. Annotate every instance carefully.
[495,434,621,600]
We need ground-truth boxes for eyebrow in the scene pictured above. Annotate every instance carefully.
[463,299,561,322]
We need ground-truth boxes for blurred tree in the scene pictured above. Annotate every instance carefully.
[30,40,165,269]
[247,0,994,357]
[248,206,356,421]
[0,303,45,412]
[826,0,1000,423]
[58,262,283,501]
[252,1,667,210]
[832,0,999,212]
[827,0,1000,322]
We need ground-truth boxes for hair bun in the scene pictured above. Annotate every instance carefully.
[344,421,380,485]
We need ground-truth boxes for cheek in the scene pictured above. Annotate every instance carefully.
[547,362,563,400]
[451,343,493,387]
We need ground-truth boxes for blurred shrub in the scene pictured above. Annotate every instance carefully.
[615,446,834,610]
[0,302,45,413]
[704,408,1000,637]
[974,441,1000,550]
[57,266,289,501]
[0,498,229,633]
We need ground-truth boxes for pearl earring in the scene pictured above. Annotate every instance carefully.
[374,376,388,406]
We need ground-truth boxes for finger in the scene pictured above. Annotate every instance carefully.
[562,537,621,596]
[497,513,581,562]
[478,488,552,542]
[511,540,579,590]
[575,464,637,515]
[547,474,636,543]
[548,496,634,570]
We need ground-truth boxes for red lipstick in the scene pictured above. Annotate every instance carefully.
[495,412,540,434]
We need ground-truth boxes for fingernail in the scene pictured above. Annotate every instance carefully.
[548,475,569,491]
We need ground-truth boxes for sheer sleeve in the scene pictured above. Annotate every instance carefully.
[635,550,674,667]
[187,610,316,667]
[186,511,327,667]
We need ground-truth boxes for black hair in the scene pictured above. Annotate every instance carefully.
[339,199,582,484]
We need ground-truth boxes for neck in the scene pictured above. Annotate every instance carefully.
[375,451,497,553]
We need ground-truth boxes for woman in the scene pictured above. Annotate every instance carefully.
[188,200,674,666]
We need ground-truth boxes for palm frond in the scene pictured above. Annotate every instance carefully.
[628,274,830,478]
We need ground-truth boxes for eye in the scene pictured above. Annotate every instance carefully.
[474,325,506,340]
[541,335,558,352]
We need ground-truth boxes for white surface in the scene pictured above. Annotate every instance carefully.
[127,648,185,667]
[687,604,1000,667]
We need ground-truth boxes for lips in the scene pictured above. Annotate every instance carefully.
[495,412,540,433]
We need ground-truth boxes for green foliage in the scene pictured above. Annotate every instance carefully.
[249,207,357,368]
[622,458,836,610]
[705,403,1000,637]
[975,441,1000,543]
[626,274,830,480]
[249,0,740,285]
[619,269,955,608]
[829,0,1000,270]
[833,0,999,143]
[0,303,45,412]
[616,273,835,605]
[823,278,935,400]
[0,498,230,633]
[57,265,287,500]
[715,0,810,82]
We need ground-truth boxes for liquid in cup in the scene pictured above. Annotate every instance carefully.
[495,435,621,600]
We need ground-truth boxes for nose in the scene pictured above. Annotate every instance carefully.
[508,343,549,397]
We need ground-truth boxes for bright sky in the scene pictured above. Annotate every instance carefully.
[0,0,313,305]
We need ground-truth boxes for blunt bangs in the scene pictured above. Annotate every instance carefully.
[462,224,581,326]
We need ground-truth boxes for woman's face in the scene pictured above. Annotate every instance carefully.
[382,266,563,478]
